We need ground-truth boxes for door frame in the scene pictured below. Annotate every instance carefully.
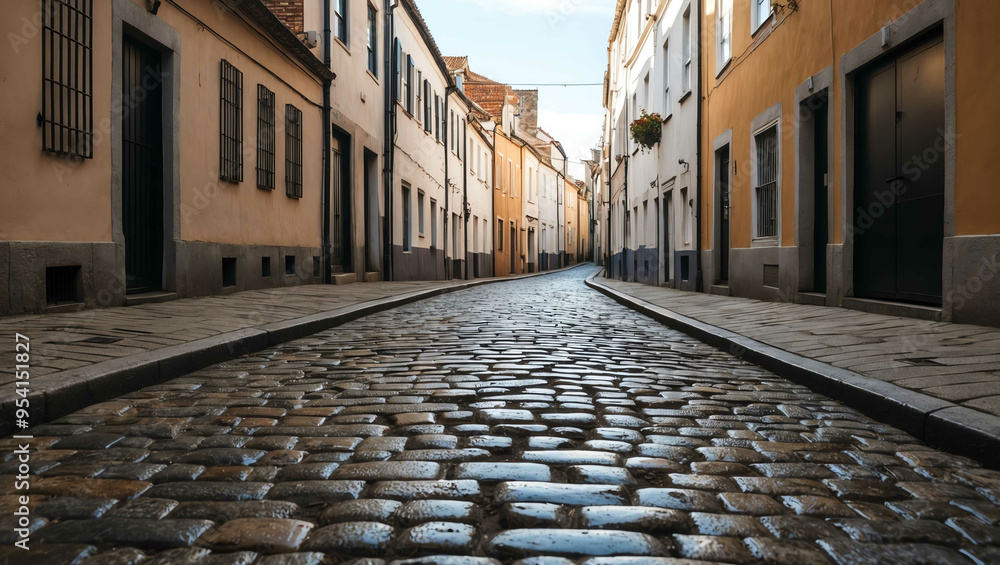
[710,129,732,286]
[840,0,956,316]
[794,66,834,299]
[112,0,180,295]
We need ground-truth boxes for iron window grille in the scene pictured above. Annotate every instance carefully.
[41,0,94,159]
[256,85,276,189]
[285,104,303,198]
[220,59,243,182]
[754,124,779,238]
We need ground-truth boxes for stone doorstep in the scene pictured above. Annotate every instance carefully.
[585,272,1000,470]
[0,264,589,435]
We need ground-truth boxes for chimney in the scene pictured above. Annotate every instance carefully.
[513,89,538,136]
[262,0,304,34]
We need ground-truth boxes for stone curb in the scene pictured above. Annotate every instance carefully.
[585,271,1000,469]
[2,264,589,435]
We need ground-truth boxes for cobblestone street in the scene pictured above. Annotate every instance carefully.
[5,267,1000,564]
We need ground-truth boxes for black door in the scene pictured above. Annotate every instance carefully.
[122,36,163,294]
[855,34,944,305]
[813,93,829,293]
[364,149,379,274]
[332,134,353,273]
[663,194,671,283]
[718,147,731,282]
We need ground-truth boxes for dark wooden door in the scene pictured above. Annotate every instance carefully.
[718,147,731,282]
[122,36,163,294]
[855,34,944,305]
[813,94,829,294]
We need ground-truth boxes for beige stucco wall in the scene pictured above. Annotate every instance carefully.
[155,0,325,248]
[0,0,114,243]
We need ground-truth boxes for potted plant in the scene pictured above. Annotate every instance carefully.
[630,109,663,151]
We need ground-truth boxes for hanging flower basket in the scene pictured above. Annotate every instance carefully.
[630,110,663,151]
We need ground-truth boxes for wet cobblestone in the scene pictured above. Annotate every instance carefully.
[4,268,1000,563]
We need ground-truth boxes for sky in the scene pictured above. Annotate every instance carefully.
[415,0,615,179]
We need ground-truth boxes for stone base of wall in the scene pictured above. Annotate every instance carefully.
[0,241,122,315]
[175,241,321,298]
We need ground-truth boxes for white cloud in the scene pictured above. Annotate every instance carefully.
[538,110,604,179]
[450,0,615,17]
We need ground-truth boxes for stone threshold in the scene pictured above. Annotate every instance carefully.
[0,264,587,435]
[586,272,1000,469]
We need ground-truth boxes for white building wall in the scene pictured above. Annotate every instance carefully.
[538,162,559,270]
[466,121,494,277]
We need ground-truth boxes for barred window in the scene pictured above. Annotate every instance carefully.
[42,0,94,158]
[754,124,779,238]
[220,59,243,182]
[256,85,275,189]
[285,104,303,198]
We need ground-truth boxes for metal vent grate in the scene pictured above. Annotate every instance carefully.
[78,336,121,344]
[46,265,82,305]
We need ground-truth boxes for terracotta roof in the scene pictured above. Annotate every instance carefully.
[462,66,517,118]
[444,56,468,71]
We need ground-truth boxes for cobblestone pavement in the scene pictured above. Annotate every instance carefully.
[4,267,1000,565]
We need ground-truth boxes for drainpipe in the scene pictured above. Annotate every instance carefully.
[463,112,470,279]
[695,0,704,293]
[444,87,454,280]
[321,0,332,285]
[383,0,398,281]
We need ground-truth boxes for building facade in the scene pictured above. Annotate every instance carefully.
[604,0,700,290]
[0,0,332,315]
[700,0,1000,326]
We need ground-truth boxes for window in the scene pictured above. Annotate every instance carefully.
[424,81,432,132]
[220,59,243,182]
[431,200,438,247]
[334,0,348,44]
[498,219,504,251]
[418,190,425,235]
[434,94,441,142]
[405,55,414,114]
[662,40,671,118]
[416,71,423,122]
[41,0,93,158]
[394,44,403,102]
[717,0,733,70]
[256,85,276,189]
[643,73,650,110]
[367,3,378,75]
[402,183,412,251]
[753,0,774,32]
[754,124,779,239]
[682,8,692,94]
[285,105,303,198]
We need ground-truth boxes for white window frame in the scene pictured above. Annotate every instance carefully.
[662,38,671,119]
[752,0,774,34]
[717,0,733,73]
[417,190,425,236]
[682,7,692,95]
[751,120,780,244]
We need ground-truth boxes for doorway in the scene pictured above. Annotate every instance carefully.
[122,36,163,294]
[811,92,829,293]
[363,149,379,275]
[331,134,352,273]
[716,146,731,283]
[854,33,944,305]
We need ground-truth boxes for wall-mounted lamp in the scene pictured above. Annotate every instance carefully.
[678,158,690,172]
[147,0,161,14]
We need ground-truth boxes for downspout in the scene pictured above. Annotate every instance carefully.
[321,0,332,285]
[695,0,704,292]
[462,112,470,279]
[383,0,398,281]
[444,87,454,279]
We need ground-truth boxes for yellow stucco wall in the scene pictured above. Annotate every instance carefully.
[701,0,1000,250]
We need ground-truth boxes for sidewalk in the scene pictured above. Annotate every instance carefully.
[1,266,579,432]
[587,272,1000,466]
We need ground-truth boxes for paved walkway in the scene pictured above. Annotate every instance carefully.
[594,275,1000,418]
[4,267,999,564]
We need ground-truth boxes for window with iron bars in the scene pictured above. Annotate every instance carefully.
[754,124,779,239]
[285,104,303,198]
[256,85,275,189]
[220,59,243,182]
[41,0,94,159]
